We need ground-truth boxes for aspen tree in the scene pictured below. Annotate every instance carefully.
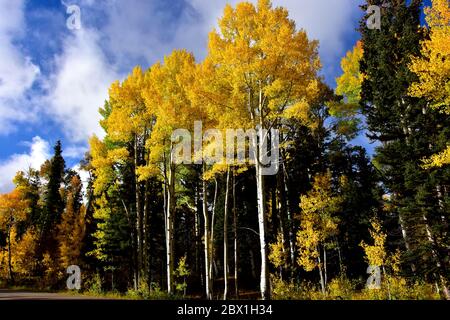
[206,0,321,299]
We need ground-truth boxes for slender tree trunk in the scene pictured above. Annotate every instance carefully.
[336,238,344,274]
[121,199,137,290]
[202,164,212,299]
[317,246,325,295]
[232,170,239,298]
[210,178,218,296]
[255,160,269,299]
[143,181,150,288]
[223,167,230,300]
[275,175,287,278]
[134,135,143,287]
[281,155,295,275]
[194,182,200,278]
[436,185,448,237]
[166,152,175,294]
[162,164,168,291]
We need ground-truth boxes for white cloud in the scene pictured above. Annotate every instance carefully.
[0,0,40,134]
[275,0,362,55]
[63,145,88,159]
[44,28,118,142]
[0,136,50,193]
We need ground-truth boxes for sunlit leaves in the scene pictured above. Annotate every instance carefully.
[408,0,450,168]
[331,41,364,139]
[360,218,387,267]
[296,172,343,272]
[208,0,321,128]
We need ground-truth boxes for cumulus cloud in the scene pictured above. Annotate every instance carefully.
[0,136,50,193]
[276,0,362,55]
[0,0,40,134]
[63,145,89,159]
[43,28,118,142]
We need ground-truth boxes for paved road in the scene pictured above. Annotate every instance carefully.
[0,289,101,300]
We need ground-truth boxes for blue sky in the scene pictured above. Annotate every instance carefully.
[0,0,429,192]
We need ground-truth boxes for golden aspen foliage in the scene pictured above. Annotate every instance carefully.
[269,232,288,270]
[330,41,364,138]
[0,189,29,279]
[207,0,321,128]
[409,0,450,108]
[335,41,364,105]
[422,146,450,168]
[296,172,342,272]
[13,228,39,277]
[201,0,323,208]
[107,66,150,143]
[87,193,113,262]
[94,67,153,190]
[89,135,116,194]
[409,0,450,168]
[0,190,29,226]
[360,218,387,267]
[139,50,199,180]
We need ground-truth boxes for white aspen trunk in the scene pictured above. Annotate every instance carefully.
[135,135,143,285]
[210,178,218,296]
[232,170,239,298]
[223,167,230,300]
[281,154,295,274]
[143,181,150,287]
[436,185,449,243]
[317,246,325,295]
[336,238,343,274]
[121,199,137,290]
[274,180,286,279]
[194,183,199,277]
[202,165,212,299]
[166,153,175,294]
[255,86,269,300]
[256,159,268,299]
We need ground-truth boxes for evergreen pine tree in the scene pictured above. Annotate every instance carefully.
[360,0,450,297]
[42,140,66,232]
